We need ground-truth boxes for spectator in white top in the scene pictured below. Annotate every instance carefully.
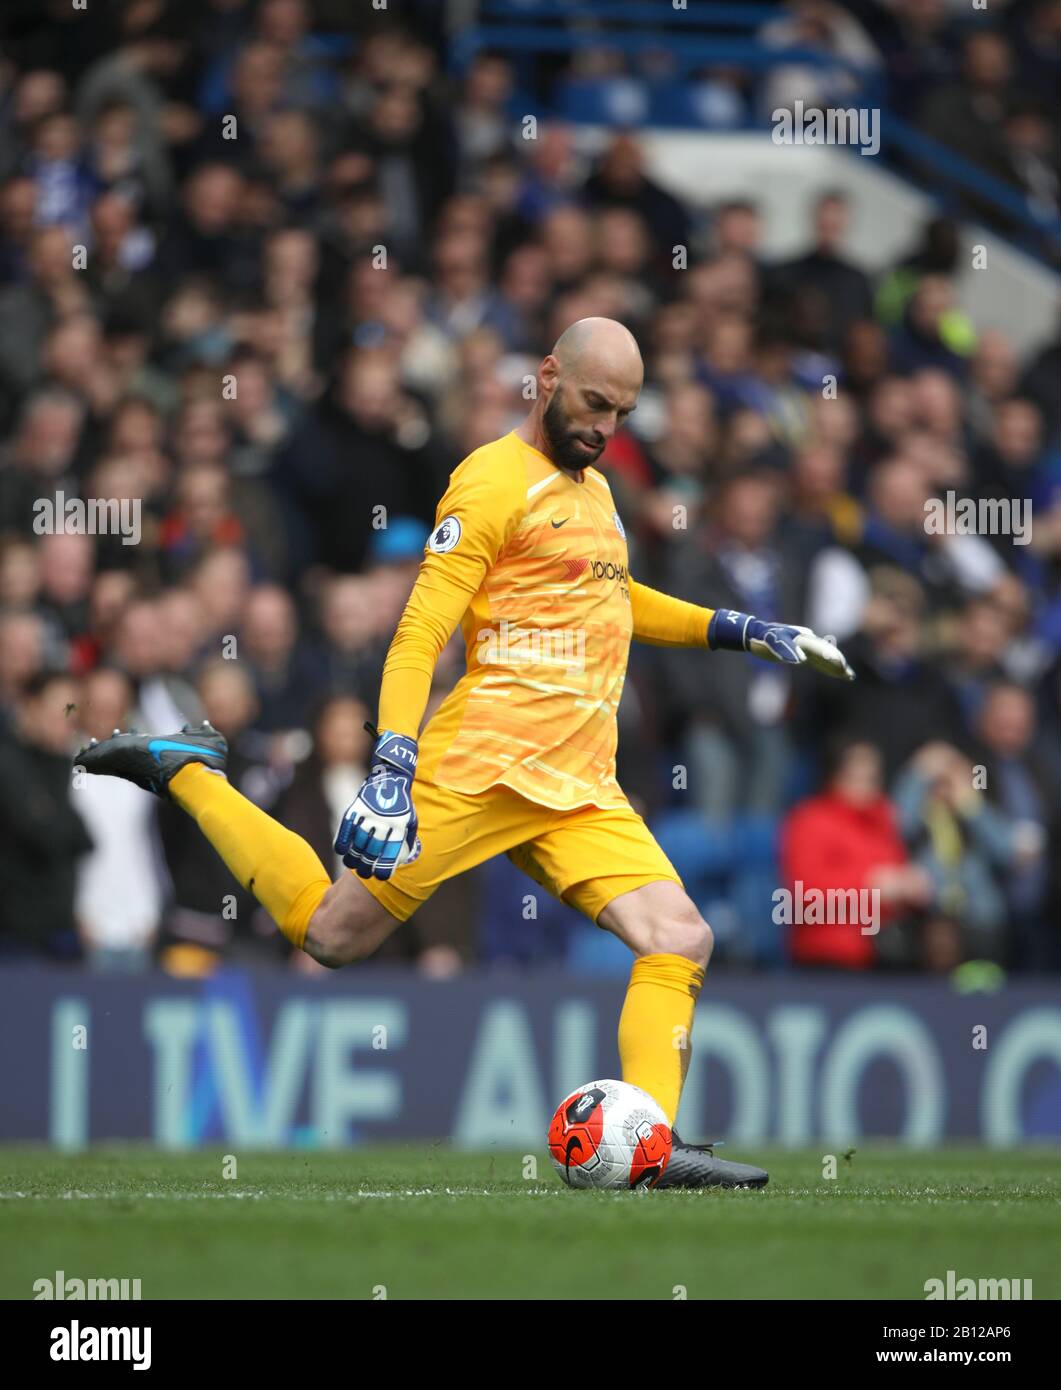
[74,667,165,971]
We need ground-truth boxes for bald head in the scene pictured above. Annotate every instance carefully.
[552,316,642,377]
[535,317,643,473]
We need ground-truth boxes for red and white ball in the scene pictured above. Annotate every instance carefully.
[548,1079,672,1190]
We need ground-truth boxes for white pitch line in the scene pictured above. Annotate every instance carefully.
[0,1188,571,1201]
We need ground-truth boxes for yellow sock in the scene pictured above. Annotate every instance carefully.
[618,952,705,1125]
[169,763,331,949]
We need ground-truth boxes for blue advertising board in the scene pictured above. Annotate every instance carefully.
[1,968,1058,1148]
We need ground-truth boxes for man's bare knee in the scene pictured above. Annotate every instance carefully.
[653,899,714,966]
[599,882,713,966]
[304,874,400,968]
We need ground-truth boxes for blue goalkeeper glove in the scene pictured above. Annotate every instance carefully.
[334,725,421,879]
[708,609,855,680]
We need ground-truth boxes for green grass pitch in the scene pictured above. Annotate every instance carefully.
[1,1146,1057,1300]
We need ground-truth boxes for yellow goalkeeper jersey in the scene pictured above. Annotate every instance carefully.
[378,430,712,812]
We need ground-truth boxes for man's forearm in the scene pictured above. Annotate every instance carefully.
[377,565,476,736]
[377,659,434,740]
[629,580,713,648]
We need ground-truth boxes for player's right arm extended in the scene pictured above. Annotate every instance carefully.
[377,455,525,737]
[334,453,525,879]
[375,548,485,740]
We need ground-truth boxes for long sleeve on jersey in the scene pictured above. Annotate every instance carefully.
[630,580,712,648]
[377,450,526,738]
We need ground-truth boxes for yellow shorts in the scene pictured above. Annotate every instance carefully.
[359,778,681,923]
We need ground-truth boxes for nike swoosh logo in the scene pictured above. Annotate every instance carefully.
[551,517,569,528]
[565,1135,585,1173]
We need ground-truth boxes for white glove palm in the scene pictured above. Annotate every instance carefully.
[790,627,856,681]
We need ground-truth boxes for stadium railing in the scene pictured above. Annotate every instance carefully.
[450,10,1061,267]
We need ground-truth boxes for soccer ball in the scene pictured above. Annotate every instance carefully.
[548,1079,673,1190]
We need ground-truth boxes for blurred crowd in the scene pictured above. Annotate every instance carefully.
[766,0,1061,260]
[0,0,1058,977]
[468,0,1061,262]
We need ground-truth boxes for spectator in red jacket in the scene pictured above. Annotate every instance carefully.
[781,739,930,968]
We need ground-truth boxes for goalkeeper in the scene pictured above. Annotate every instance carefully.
[79,318,853,1188]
